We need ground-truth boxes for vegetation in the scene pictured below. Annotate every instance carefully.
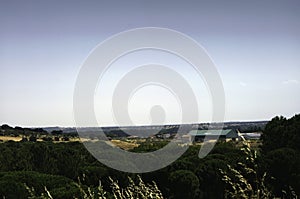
[26,175,163,199]
[261,115,300,197]
[0,114,299,198]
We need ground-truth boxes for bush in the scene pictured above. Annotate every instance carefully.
[0,171,80,199]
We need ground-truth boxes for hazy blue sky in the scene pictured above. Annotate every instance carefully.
[1,0,299,127]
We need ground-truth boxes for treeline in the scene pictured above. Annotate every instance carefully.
[0,125,78,142]
[0,124,48,136]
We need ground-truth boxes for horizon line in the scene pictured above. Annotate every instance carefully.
[0,119,272,129]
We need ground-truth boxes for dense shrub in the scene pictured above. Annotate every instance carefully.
[0,171,80,199]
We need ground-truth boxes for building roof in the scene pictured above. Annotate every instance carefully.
[240,133,261,139]
[189,129,236,136]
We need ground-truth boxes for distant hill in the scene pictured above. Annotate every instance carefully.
[0,121,268,138]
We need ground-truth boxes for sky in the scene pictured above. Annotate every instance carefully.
[0,0,300,127]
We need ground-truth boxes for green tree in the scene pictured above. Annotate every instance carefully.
[168,170,201,199]
[261,114,300,153]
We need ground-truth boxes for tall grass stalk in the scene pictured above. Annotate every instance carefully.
[26,175,164,199]
[220,136,273,199]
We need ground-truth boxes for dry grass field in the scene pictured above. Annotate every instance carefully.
[0,135,80,143]
[110,139,140,150]
[0,136,22,142]
[0,136,140,151]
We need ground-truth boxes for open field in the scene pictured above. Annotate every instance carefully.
[0,136,22,142]
[0,135,262,149]
[0,135,80,143]
[0,135,140,150]
[110,139,140,150]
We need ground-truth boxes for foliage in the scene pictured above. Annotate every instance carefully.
[261,114,300,196]
[220,139,273,199]
[27,175,163,199]
[0,171,80,199]
[264,148,300,196]
[261,114,300,152]
[168,170,200,199]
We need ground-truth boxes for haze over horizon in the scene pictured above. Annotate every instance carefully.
[1,0,300,127]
